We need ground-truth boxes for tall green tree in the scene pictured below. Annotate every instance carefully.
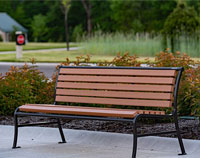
[20,0,50,40]
[110,1,138,32]
[162,0,200,52]
[44,0,65,42]
[149,0,176,32]
[110,0,176,33]
[1,0,200,43]
[91,0,113,32]
[68,0,86,39]
[31,14,48,42]
[60,0,71,50]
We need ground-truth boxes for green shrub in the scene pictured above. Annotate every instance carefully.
[153,50,200,116]
[0,64,55,115]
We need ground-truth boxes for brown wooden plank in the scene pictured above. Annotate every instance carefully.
[57,82,174,92]
[19,105,137,118]
[56,89,173,100]
[19,104,165,118]
[58,75,175,84]
[23,104,165,115]
[55,96,172,107]
[60,68,176,77]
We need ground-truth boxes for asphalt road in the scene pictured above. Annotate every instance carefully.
[0,62,59,78]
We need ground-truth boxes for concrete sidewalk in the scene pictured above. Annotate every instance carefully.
[0,125,199,158]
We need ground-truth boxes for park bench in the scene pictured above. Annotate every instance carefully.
[12,66,186,158]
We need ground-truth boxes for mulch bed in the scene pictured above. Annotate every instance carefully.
[1,115,200,140]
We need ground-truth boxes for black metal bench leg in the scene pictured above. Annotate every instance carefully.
[57,118,66,144]
[12,110,20,149]
[174,115,186,155]
[132,121,138,158]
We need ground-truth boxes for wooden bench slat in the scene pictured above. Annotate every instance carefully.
[57,82,174,92]
[23,104,165,115]
[60,68,176,77]
[56,89,173,100]
[19,105,137,118]
[19,104,165,118]
[56,96,172,107]
[58,75,175,84]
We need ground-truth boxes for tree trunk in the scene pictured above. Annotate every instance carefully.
[162,34,167,51]
[87,7,92,37]
[196,35,199,53]
[60,0,71,51]
[81,0,92,37]
[171,36,174,53]
[177,36,180,51]
[64,11,69,51]
[136,33,139,41]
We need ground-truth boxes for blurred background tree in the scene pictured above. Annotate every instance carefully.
[162,0,200,53]
[31,14,48,42]
[0,0,200,44]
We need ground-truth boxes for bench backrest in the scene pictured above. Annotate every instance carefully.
[55,66,183,110]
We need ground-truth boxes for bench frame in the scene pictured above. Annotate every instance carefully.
[12,66,187,158]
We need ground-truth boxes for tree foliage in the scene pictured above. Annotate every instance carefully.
[0,0,200,42]
[162,1,200,52]
[31,14,48,42]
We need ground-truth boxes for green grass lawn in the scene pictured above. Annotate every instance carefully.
[0,50,115,63]
[0,50,199,63]
[0,42,77,52]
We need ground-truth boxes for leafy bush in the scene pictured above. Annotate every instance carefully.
[154,50,200,116]
[0,64,55,115]
[107,52,141,66]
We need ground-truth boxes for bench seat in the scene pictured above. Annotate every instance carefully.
[19,104,165,118]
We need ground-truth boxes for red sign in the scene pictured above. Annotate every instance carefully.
[17,35,25,45]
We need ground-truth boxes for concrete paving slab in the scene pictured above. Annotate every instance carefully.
[0,125,199,158]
